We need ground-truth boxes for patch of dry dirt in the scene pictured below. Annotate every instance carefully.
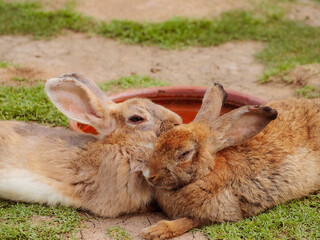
[77,212,206,240]
[284,0,320,27]
[270,63,320,89]
[0,33,296,100]
[0,66,45,86]
[76,0,253,23]
[19,0,253,22]
[17,0,320,27]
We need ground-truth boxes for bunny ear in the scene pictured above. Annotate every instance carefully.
[45,73,116,136]
[210,105,278,151]
[130,159,146,173]
[193,83,227,124]
[59,73,114,105]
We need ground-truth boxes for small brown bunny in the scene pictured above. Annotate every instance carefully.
[0,73,182,218]
[142,83,320,239]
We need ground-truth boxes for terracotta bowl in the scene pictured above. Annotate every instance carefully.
[69,86,267,135]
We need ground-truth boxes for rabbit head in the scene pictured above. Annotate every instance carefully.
[143,83,278,190]
[45,73,182,142]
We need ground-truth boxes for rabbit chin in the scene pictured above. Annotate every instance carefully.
[0,169,76,206]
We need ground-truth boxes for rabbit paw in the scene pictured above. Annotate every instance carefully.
[141,220,175,240]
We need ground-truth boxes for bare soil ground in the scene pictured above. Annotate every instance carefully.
[77,212,206,240]
[0,34,297,101]
[1,0,320,239]
[29,0,320,25]
[284,0,320,27]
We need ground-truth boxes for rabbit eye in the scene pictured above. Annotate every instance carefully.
[129,115,145,124]
[182,150,191,157]
[178,150,192,160]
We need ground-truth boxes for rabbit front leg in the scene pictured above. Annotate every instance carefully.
[141,217,199,240]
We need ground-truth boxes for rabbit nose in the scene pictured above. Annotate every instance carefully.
[149,175,156,182]
[143,168,158,183]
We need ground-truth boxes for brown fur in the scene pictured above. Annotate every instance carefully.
[0,73,182,217]
[142,84,320,239]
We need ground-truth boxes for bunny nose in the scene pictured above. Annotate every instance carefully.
[149,175,156,182]
[143,168,158,183]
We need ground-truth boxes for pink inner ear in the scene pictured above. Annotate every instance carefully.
[59,98,83,115]
[52,88,97,123]
[228,127,243,138]
[228,113,265,136]
[218,110,275,148]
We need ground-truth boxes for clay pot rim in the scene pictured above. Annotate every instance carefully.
[109,86,267,106]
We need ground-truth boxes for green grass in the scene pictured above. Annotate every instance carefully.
[106,227,132,240]
[98,75,169,92]
[296,85,320,98]
[0,1,94,38]
[10,76,31,83]
[0,60,20,68]
[198,192,320,239]
[0,85,68,126]
[0,200,82,240]
[0,1,319,81]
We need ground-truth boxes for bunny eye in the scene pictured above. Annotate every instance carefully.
[128,115,145,124]
[178,149,193,161]
[181,150,191,157]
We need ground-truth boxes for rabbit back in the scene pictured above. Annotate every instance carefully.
[229,98,320,217]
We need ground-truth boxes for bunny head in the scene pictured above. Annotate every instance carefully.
[45,73,182,146]
[143,83,278,190]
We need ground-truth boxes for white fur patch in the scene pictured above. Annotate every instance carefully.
[143,168,150,178]
[0,169,75,206]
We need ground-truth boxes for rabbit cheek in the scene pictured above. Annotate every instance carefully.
[150,168,179,190]
[158,120,180,136]
[154,173,174,189]
[173,164,196,187]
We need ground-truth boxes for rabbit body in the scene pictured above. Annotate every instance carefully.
[142,83,320,239]
[0,121,154,217]
[156,98,320,222]
[0,73,182,218]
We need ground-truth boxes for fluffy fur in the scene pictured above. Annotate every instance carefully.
[142,83,320,239]
[0,73,182,217]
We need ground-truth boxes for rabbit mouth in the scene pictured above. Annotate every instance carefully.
[145,179,155,187]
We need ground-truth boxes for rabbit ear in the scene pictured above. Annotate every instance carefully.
[45,73,116,135]
[59,73,114,105]
[210,105,278,151]
[193,83,227,124]
[130,159,146,173]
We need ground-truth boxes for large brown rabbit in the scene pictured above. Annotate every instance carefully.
[142,83,320,239]
[0,73,182,217]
